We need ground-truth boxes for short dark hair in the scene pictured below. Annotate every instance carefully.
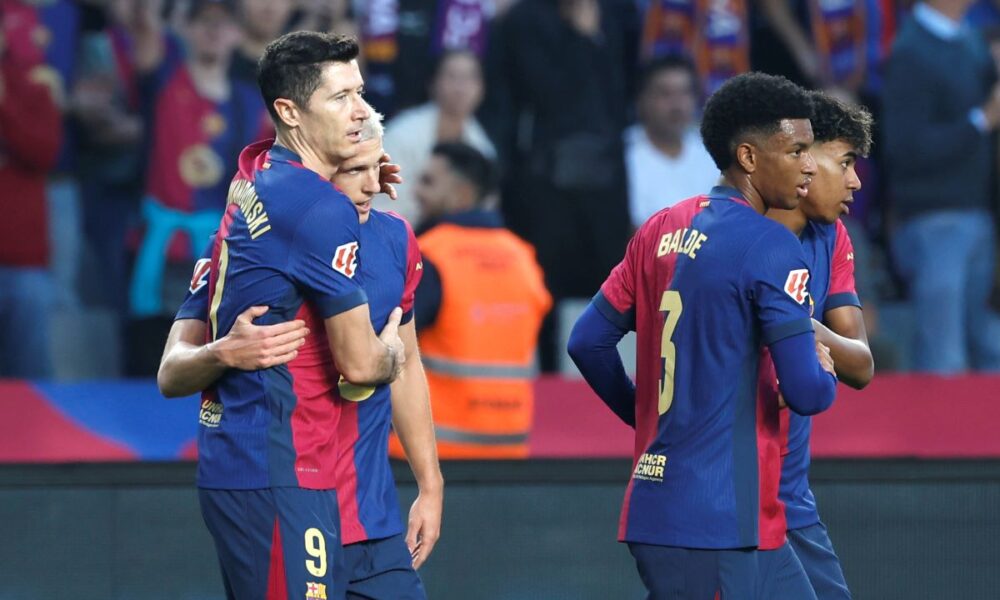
[637,55,699,97]
[257,32,360,124]
[432,142,497,203]
[699,72,814,171]
[809,92,874,157]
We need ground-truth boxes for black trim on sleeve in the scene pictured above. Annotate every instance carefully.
[824,292,862,312]
[314,288,369,319]
[762,317,814,346]
[593,291,636,332]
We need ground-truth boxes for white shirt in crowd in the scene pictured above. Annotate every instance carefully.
[376,103,497,226]
[625,125,720,228]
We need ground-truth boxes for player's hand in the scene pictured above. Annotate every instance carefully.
[378,307,407,380]
[815,340,835,376]
[378,152,403,200]
[406,486,443,569]
[210,306,309,370]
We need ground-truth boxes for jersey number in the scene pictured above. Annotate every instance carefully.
[658,290,683,415]
[305,527,327,577]
[208,240,230,341]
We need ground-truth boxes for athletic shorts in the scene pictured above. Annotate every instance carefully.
[344,534,426,599]
[628,543,758,600]
[199,487,346,600]
[787,522,852,600]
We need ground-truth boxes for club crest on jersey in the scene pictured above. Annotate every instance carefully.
[306,582,327,599]
[189,258,211,293]
[784,269,810,304]
[332,242,359,278]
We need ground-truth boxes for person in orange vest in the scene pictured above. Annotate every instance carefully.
[389,142,552,459]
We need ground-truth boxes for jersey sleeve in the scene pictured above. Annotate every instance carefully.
[745,229,815,345]
[174,241,214,321]
[597,229,645,331]
[826,219,861,311]
[400,218,423,324]
[287,193,368,319]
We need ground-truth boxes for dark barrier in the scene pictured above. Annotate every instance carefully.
[1,460,998,599]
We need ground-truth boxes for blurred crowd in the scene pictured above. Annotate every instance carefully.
[3,0,1000,379]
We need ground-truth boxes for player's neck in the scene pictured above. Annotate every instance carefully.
[721,172,766,214]
[274,131,338,181]
[765,207,808,236]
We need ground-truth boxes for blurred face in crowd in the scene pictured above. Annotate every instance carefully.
[290,60,371,163]
[333,137,385,224]
[240,0,293,42]
[799,139,861,223]
[639,67,698,142]
[416,155,473,221]
[432,52,484,118]
[186,6,242,64]
[741,119,817,210]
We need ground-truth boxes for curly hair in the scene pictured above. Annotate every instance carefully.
[700,73,814,171]
[809,92,874,157]
[257,32,360,124]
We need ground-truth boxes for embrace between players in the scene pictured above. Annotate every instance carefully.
[156,29,872,600]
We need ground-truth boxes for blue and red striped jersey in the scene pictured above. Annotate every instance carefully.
[191,140,370,490]
[597,185,814,549]
[779,219,860,531]
[177,154,422,540]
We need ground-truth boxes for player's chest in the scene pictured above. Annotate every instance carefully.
[357,232,406,326]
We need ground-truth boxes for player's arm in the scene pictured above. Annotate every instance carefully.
[753,234,838,415]
[769,332,837,416]
[389,320,443,569]
[158,308,309,398]
[323,306,405,386]
[814,220,873,389]
[567,293,636,428]
[813,309,872,389]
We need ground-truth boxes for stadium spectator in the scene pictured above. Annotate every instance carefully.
[389,142,551,459]
[230,0,294,84]
[626,56,718,228]
[483,0,637,369]
[73,0,145,314]
[883,0,1000,373]
[0,2,64,377]
[639,0,750,97]
[379,49,495,226]
[126,0,267,319]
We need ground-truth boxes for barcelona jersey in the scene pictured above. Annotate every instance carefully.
[598,185,814,549]
[781,219,860,531]
[177,150,422,540]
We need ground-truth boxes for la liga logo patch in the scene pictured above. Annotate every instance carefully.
[332,242,359,278]
[784,269,810,304]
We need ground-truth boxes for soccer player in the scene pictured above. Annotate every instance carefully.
[567,72,838,599]
[758,92,875,600]
[159,113,441,599]
[156,32,410,599]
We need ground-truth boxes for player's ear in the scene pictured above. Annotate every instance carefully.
[273,98,302,130]
[735,142,757,174]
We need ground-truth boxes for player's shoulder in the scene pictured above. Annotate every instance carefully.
[636,194,706,236]
[257,165,355,225]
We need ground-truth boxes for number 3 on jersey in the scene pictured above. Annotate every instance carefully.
[658,290,683,415]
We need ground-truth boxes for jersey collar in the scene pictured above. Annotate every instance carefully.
[708,185,751,207]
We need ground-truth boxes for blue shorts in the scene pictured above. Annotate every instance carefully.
[787,522,852,600]
[628,543,758,600]
[199,487,346,600]
[344,534,426,599]
[757,541,817,600]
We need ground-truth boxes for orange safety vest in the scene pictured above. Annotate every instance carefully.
[388,222,552,459]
